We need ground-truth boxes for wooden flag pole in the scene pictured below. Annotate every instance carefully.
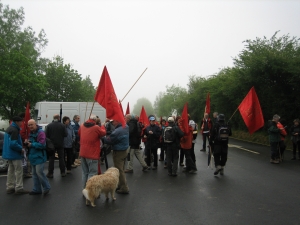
[89,101,96,118]
[84,102,88,121]
[228,107,239,121]
[121,67,148,102]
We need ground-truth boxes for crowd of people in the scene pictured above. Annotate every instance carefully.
[1,110,234,196]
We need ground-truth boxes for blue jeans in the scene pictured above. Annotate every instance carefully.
[81,158,98,189]
[31,163,51,193]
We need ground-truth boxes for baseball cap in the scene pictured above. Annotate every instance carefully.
[149,116,155,121]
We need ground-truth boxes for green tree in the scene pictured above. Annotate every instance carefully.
[44,55,83,102]
[80,75,96,101]
[132,98,154,117]
[0,3,48,119]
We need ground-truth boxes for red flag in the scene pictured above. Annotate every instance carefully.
[125,102,130,115]
[181,103,189,134]
[20,102,30,140]
[205,92,210,114]
[238,87,264,134]
[94,66,126,126]
[119,100,124,116]
[138,106,149,128]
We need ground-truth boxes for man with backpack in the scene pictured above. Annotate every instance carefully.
[209,114,232,176]
[165,117,184,176]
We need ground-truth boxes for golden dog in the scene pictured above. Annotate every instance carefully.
[82,167,119,207]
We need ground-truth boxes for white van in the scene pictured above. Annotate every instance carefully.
[33,102,106,124]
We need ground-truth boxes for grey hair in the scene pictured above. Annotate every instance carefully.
[89,114,97,121]
[213,112,218,115]
[73,115,79,120]
[273,114,280,120]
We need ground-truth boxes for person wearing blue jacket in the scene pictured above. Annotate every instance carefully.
[104,121,129,194]
[3,116,29,194]
[25,119,51,195]
[63,116,75,173]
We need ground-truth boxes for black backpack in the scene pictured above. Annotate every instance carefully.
[164,126,175,143]
[217,124,230,142]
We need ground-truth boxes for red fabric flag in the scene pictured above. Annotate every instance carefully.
[180,103,189,134]
[125,102,130,115]
[238,87,264,134]
[20,101,30,140]
[138,106,149,128]
[119,100,124,116]
[205,92,210,114]
[94,66,126,126]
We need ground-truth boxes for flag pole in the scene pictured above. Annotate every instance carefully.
[89,101,96,118]
[121,67,148,102]
[84,102,88,121]
[228,107,239,121]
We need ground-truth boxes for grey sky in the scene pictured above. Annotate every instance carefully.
[3,0,300,110]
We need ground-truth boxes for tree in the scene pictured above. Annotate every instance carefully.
[80,75,96,102]
[44,55,83,102]
[0,3,48,119]
[132,98,154,116]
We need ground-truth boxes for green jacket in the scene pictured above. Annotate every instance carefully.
[268,122,281,143]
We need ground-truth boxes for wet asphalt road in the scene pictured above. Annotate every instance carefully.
[0,136,300,225]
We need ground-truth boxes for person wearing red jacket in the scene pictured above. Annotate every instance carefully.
[79,114,106,189]
[200,113,213,152]
[179,119,197,174]
[277,120,287,161]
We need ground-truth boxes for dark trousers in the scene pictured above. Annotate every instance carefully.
[191,143,196,163]
[202,133,210,150]
[160,144,166,160]
[64,148,73,170]
[292,141,300,158]
[182,148,197,171]
[270,142,279,160]
[72,142,80,164]
[179,149,185,164]
[166,144,179,175]
[145,147,158,167]
[213,144,228,167]
[48,146,65,174]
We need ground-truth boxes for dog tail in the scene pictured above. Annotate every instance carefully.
[82,189,90,200]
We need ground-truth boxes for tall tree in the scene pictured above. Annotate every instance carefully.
[80,75,96,101]
[0,3,48,119]
[132,98,154,116]
[44,55,83,102]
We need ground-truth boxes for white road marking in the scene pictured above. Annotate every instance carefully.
[228,144,260,155]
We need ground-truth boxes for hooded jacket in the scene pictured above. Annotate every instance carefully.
[3,122,23,160]
[79,119,106,160]
[28,127,47,165]
[104,124,129,151]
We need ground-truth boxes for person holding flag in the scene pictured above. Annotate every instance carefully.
[200,113,213,152]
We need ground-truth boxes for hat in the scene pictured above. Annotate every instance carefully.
[217,114,225,121]
[168,117,174,122]
[12,116,23,122]
[149,116,155,121]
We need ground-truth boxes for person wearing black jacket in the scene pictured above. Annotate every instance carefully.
[291,119,300,160]
[143,115,161,170]
[165,117,184,176]
[209,114,232,176]
[46,114,67,178]
[124,114,148,173]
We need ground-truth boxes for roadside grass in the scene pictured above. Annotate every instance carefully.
[232,129,293,150]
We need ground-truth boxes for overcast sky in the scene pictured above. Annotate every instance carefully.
[3,0,300,110]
